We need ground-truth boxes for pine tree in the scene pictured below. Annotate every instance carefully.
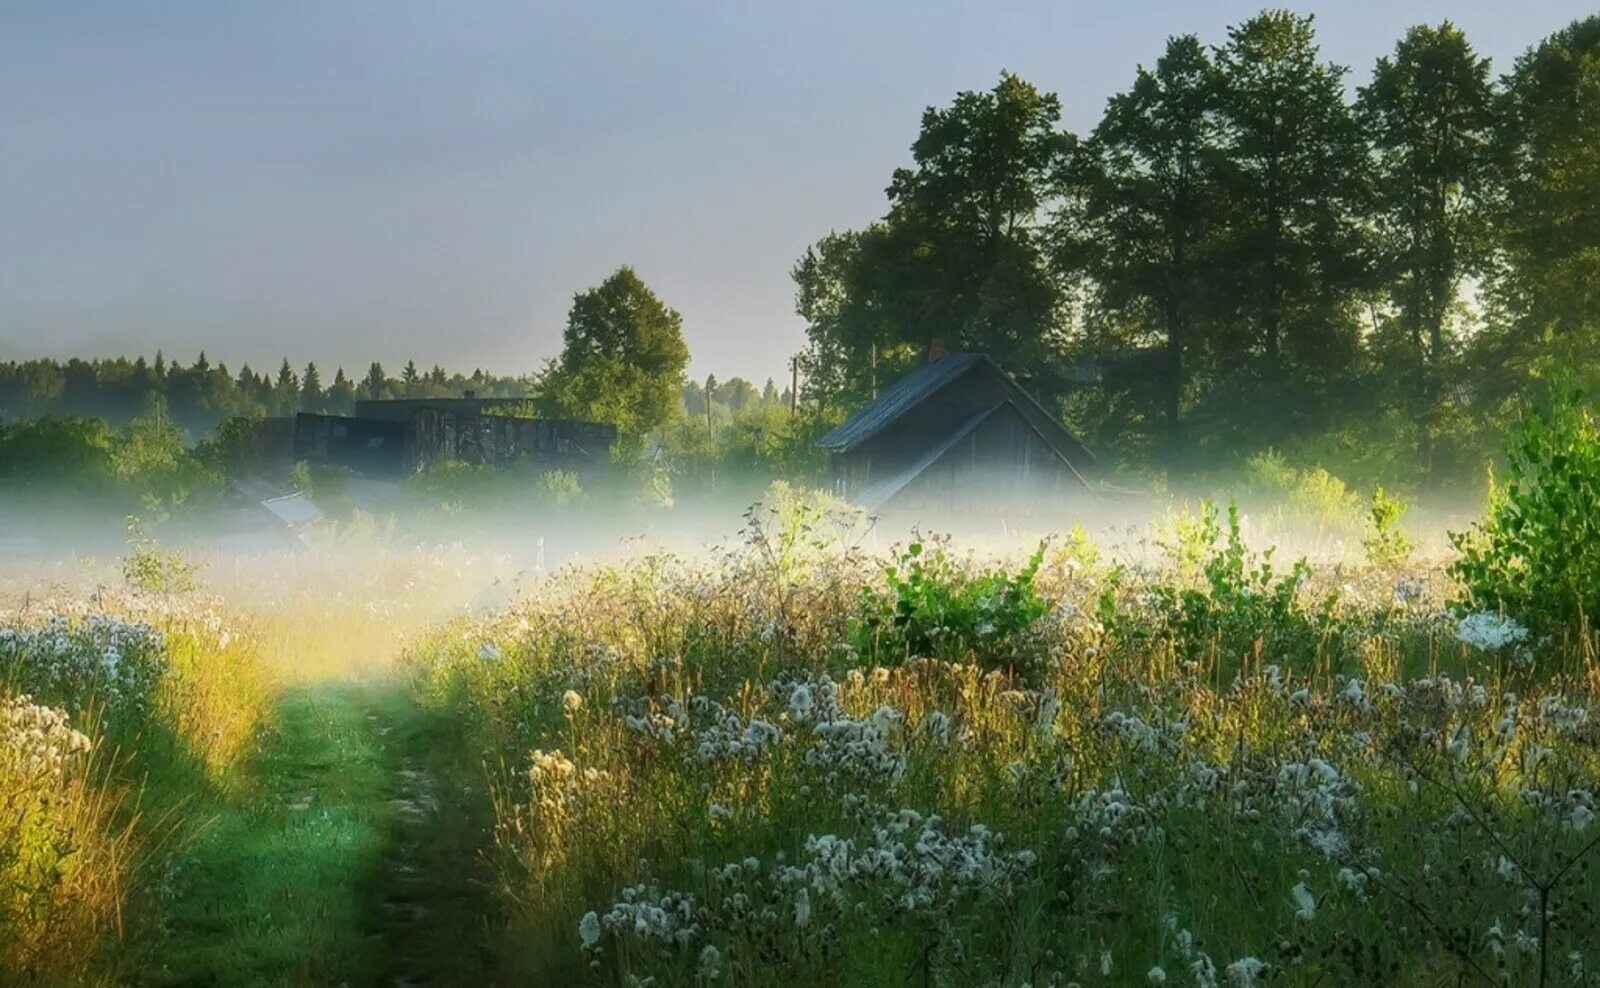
[301,362,323,412]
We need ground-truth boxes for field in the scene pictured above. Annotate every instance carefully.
[2,480,1598,987]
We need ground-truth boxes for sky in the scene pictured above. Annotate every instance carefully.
[1,1,1593,385]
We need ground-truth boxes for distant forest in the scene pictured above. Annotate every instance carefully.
[4,10,1600,494]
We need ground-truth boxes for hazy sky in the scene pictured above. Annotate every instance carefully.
[1,1,1591,383]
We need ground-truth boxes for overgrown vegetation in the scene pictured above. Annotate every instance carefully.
[1450,384,1600,632]
[397,478,1600,986]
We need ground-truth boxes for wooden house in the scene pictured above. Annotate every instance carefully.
[819,352,1094,515]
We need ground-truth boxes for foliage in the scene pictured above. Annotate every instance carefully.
[403,515,1600,987]
[795,73,1067,406]
[1449,384,1600,631]
[122,519,205,595]
[1362,485,1415,567]
[1357,22,1497,475]
[1492,15,1600,374]
[1123,501,1332,670]
[541,267,689,451]
[536,469,586,508]
[854,535,1050,675]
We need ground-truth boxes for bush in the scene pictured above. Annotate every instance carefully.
[1450,384,1600,631]
[1118,501,1334,669]
[122,520,204,596]
[853,535,1050,674]
[1362,485,1414,567]
[536,470,586,508]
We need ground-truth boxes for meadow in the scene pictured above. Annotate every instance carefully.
[2,401,1597,987]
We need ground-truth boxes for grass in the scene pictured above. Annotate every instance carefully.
[135,679,497,987]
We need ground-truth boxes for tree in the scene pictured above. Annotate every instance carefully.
[301,362,323,413]
[1211,11,1370,443]
[794,73,1072,404]
[883,72,1069,370]
[1357,22,1498,472]
[364,362,388,401]
[1492,16,1600,377]
[543,267,689,448]
[401,360,422,398]
[327,367,357,415]
[272,359,300,416]
[1066,34,1222,470]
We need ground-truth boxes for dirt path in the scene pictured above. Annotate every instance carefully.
[140,681,497,987]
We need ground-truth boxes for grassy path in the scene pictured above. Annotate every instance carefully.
[140,680,497,987]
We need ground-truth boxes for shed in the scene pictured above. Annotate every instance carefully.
[819,353,1094,514]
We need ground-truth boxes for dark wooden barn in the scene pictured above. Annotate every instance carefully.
[819,353,1094,515]
[290,399,616,480]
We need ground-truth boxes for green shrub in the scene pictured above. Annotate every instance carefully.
[853,535,1050,674]
[122,519,203,596]
[1362,485,1414,567]
[1119,502,1334,669]
[1450,384,1600,631]
[536,470,585,508]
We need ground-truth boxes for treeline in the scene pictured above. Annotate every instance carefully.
[0,354,537,436]
[794,12,1600,485]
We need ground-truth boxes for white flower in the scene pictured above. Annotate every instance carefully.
[562,689,583,713]
[708,802,733,822]
[698,944,722,978]
[1455,612,1530,653]
[1225,956,1267,987]
[793,886,811,926]
[1148,965,1167,986]
[789,684,814,721]
[1291,882,1315,921]
[578,910,601,948]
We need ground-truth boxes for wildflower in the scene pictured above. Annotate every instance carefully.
[578,910,601,949]
[698,944,722,978]
[794,886,811,927]
[1148,966,1167,986]
[1290,882,1315,921]
[1454,612,1530,653]
[789,684,814,721]
[562,690,583,713]
[1225,956,1267,987]
[708,802,733,822]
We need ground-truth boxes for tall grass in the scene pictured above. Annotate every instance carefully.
[404,496,1600,986]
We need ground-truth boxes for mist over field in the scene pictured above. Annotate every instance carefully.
[5,4,1600,987]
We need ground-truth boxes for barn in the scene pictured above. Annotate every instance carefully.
[819,352,1094,515]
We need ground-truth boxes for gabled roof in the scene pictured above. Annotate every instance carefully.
[853,404,999,509]
[818,353,984,452]
[818,352,1094,468]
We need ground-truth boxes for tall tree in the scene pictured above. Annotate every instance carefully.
[1211,11,1370,441]
[543,266,689,447]
[272,359,300,416]
[364,362,387,401]
[1493,16,1600,376]
[1067,34,1222,470]
[327,367,356,415]
[1357,22,1498,470]
[883,72,1070,371]
[795,73,1072,404]
[301,362,323,412]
